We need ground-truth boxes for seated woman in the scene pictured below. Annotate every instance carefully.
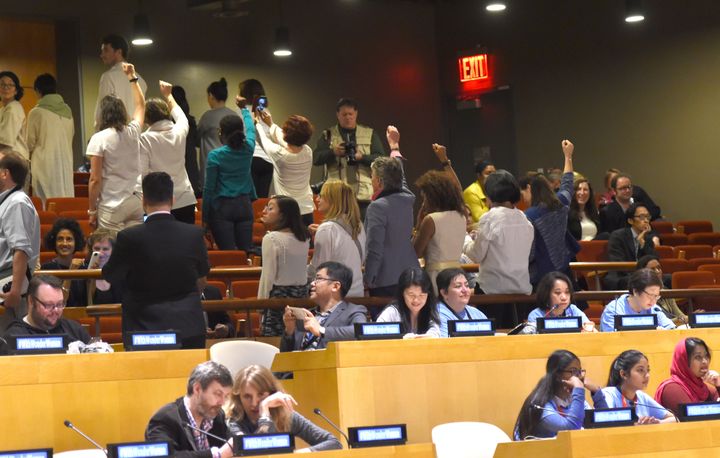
[41,218,86,306]
[526,271,596,332]
[600,268,675,332]
[637,255,687,324]
[601,350,676,424]
[655,337,720,415]
[376,267,440,339]
[514,349,606,440]
[568,178,601,241]
[435,267,487,337]
[226,365,342,452]
[258,195,311,336]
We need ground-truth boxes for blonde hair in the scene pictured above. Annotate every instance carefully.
[319,180,362,238]
[226,365,292,433]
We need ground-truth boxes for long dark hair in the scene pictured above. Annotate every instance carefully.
[270,195,309,242]
[390,267,439,334]
[530,175,562,211]
[607,349,647,387]
[515,350,580,440]
[569,179,599,225]
[219,114,245,150]
[535,271,573,311]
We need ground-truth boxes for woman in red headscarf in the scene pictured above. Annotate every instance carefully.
[655,337,720,415]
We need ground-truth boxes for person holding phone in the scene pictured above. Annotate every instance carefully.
[238,79,273,198]
[601,350,677,424]
[514,350,606,440]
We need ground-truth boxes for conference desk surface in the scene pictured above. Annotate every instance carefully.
[272,328,720,443]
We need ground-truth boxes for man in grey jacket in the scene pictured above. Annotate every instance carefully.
[280,261,367,351]
[363,126,419,298]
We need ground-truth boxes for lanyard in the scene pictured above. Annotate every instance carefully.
[442,302,468,321]
[618,387,636,407]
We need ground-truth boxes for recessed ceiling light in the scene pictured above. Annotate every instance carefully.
[486,3,507,12]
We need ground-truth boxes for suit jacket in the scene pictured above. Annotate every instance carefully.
[146,397,230,458]
[280,300,368,351]
[102,213,209,340]
[363,159,419,289]
[603,227,657,289]
[599,185,661,233]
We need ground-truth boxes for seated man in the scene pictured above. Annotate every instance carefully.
[146,361,234,458]
[603,203,658,290]
[600,173,661,233]
[4,274,90,344]
[281,261,367,351]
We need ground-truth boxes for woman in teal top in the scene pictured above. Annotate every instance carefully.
[202,109,256,251]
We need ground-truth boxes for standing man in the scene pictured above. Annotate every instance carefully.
[280,261,367,352]
[94,34,147,130]
[146,361,234,458]
[102,172,209,348]
[0,150,40,330]
[313,98,386,215]
[27,73,74,204]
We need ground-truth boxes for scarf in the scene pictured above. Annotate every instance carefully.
[655,338,710,403]
[37,94,72,119]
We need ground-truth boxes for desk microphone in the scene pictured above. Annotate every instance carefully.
[628,400,679,423]
[544,304,559,317]
[63,420,108,455]
[313,408,350,447]
[531,404,582,422]
[182,422,233,446]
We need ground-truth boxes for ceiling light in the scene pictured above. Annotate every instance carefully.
[131,13,153,46]
[486,2,507,12]
[273,27,292,57]
[625,0,645,23]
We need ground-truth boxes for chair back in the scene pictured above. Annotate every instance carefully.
[577,240,608,262]
[688,232,720,246]
[698,264,720,284]
[659,233,688,247]
[655,245,675,259]
[677,220,713,234]
[650,220,674,234]
[209,340,279,377]
[658,258,690,274]
[672,271,716,289]
[674,245,714,260]
[432,421,511,458]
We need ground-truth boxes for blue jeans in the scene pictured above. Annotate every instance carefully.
[209,195,253,251]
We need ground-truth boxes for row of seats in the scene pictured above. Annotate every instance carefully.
[651,219,714,234]
[578,240,720,262]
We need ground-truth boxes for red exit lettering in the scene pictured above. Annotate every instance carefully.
[458,54,489,82]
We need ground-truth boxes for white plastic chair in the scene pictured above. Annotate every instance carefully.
[54,450,106,458]
[209,340,280,377]
[431,421,511,458]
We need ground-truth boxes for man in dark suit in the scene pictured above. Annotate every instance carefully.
[103,172,209,349]
[603,203,658,290]
[145,361,234,458]
[600,173,662,233]
[281,261,367,351]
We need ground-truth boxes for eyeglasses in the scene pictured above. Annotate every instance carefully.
[633,214,651,221]
[32,296,65,311]
[404,292,429,302]
[312,276,337,284]
[0,83,16,89]
[641,290,662,301]
[562,368,586,377]
[616,185,633,191]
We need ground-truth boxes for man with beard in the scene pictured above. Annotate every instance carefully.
[145,361,234,458]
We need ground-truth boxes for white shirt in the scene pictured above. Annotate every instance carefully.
[464,206,534,294]
[139,106,196,209]
[94,62,147,130]
[86,120,142,208]
[310,221,367,297]
[580,213,598,241]
[27,105,74,200]
[256,122,314,215]
[0,101,28,159]
[258,231,310,299]
[376,304,441,338]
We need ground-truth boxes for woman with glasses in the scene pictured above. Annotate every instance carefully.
[513,349,606,440]
[376,267,440,338]
[257,195,310,336]
[601,349,676,424]
[655,337,720,415]
[0,71,28,160]
[600,268,676,332]
[637,255,688,325]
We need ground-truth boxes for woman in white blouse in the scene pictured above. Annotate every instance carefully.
[0,71,28,160]
[255,110,314,225]
[376,267,440,338]
[309,180,366,297]
[568,178,601,241]
[139,80,196,224]
[258,195,311,336]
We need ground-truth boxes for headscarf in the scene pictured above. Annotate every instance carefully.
[655,338,710,403]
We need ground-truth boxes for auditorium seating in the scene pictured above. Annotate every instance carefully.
[37,210,58,225]
[698,264,720,284]
[688,232,720,246]
[655,245,675,259]
[687,257,720,271]
[658,258,690,274]
[671,271,715,289]
[74,184,89,197]
[46,197,88,213]
[677,220,713,234]
[58,210,88,221]
[675,244,714,259]
[207,250,248,267]
[577,240,608,262]
[659,233,688,246]
[651,220,674,234]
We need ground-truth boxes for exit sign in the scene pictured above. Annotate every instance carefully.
[458,54,489,82]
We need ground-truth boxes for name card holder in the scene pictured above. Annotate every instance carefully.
[689,313,720,328]
[584,407,636,428]
[536,316,581,334]
[124,331,180,351]
[8,334,68,355]
[234,433,294,456]
[107,441,170,458]
[614,314,657,331]
[348,424,407,448]
[448,319,495,337]
[679,402,720,422]
[354,322,402,340]
[0,448,53,458]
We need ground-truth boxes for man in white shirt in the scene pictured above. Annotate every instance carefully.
[94,34,147,131]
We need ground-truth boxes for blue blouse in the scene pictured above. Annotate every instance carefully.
[600,387,670,420]
[527,304,591,324]
[600,294,675,332]
[437,301,488,338]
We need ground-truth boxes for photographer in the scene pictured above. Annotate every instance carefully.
[313,98,386,216]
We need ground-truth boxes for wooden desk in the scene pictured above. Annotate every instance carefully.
[0,349,207,451]
[255,443,435,458]
[495,420,720,457]
[272,328,720,444]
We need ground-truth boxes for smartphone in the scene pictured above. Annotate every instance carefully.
[88,251,101,268]
[255,95,268,111]
[287,306,308,320]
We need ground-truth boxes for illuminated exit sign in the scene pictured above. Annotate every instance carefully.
[458,54,489,82]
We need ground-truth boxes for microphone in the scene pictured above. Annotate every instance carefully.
[182,422,233,446]
[628,400,679,423]
[63,420,108,455]
[313,408,350,447]
[531,404,581,421]
[544,304,559,317]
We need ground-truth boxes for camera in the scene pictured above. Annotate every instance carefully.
[344,140,357,165]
